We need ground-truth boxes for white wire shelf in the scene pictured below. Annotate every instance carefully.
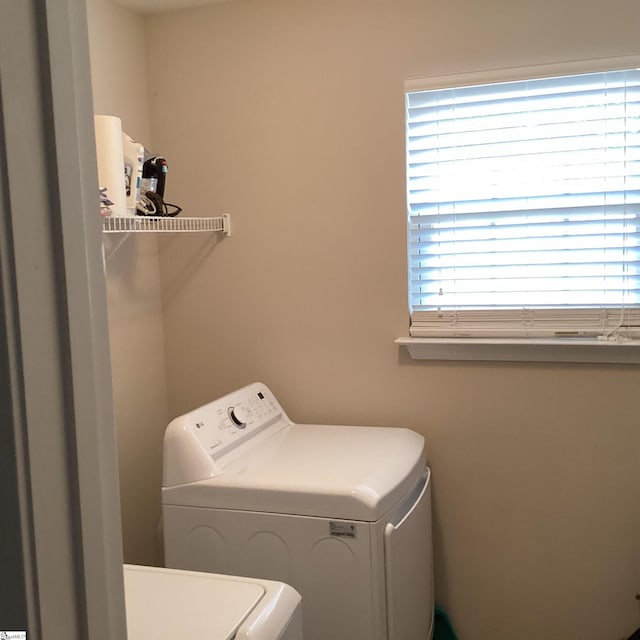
[102,214,230,235]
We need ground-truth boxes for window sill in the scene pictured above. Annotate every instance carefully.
[395,337,640,364]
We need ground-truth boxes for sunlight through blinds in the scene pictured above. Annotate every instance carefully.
[406,68,640,339]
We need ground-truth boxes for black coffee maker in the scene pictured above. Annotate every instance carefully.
[137,155,182,217]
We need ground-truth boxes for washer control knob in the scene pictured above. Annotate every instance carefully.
[228,405,249,429]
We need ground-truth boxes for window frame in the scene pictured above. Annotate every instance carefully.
[399,55,640,364]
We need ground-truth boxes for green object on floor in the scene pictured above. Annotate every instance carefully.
[433,605,458,640]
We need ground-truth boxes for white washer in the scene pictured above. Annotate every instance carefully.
[123,564,303,640]
[162,382,433,640]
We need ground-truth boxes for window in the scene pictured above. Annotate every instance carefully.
[405,64,640,342]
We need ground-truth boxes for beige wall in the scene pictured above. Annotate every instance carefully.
[144,1,640,639]
[84,0,640,637]
[87,0,168,566]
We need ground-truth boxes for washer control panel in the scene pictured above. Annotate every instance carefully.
[186,383,286,459]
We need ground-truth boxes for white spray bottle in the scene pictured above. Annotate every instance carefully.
[122,132,144,216]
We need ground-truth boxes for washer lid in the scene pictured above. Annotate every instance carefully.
[162,423,426,521]
[123,564,264,639]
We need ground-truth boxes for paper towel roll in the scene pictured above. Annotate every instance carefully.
[94,115,128,217]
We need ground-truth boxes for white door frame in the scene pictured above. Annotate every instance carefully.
[0,1,127,637]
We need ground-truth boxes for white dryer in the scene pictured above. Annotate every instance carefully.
[162,382,433,640]
[123,564,303,640]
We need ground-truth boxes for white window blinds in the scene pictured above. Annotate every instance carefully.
[406,68,640,339]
